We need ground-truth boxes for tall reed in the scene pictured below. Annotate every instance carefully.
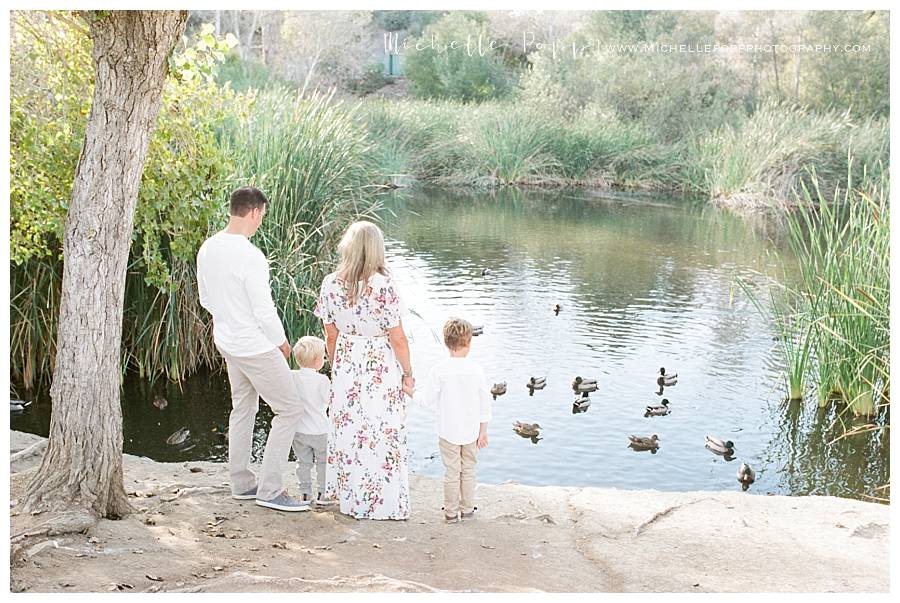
[222,88,381,346]
[786,165,889,416]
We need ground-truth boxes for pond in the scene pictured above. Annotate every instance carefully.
[11,186,889,501]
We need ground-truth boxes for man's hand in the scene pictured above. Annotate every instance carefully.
[477,431,488,449]
[278,340,291,360]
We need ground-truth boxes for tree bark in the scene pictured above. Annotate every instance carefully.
[22,10,187,520]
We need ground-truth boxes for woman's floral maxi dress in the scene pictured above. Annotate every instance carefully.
[313,271,409,520]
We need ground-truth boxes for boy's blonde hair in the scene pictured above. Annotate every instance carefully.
[443,317,473,351]
[293,335,326,367]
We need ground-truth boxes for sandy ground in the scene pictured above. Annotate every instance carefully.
[9,431,890,593]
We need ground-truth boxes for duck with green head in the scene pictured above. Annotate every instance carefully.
[705,435,735,455]
[644,399,670,417]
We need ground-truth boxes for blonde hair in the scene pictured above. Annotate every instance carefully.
[443,317,473,351]
[293,336,326,367]
[335,221,389,305]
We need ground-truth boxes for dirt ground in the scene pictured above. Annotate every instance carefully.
[9,431,890,593]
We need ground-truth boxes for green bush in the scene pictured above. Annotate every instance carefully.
[404,13,514,102]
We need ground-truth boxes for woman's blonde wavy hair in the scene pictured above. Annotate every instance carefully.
[335,221,389,305]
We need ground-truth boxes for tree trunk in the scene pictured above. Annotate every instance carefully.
[22,10,187,520]
[768,16,781,99]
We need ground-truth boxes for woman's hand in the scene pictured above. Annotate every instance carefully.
[401,374,416,391]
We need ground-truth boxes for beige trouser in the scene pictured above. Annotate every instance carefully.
[221,348,304,501]
[438,437,478,516]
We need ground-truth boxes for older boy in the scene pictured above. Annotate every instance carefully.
[403,318,491,522]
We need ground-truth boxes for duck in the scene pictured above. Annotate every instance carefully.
[166,427,191,447]
[553,304,562,316]
[513,422,541,438]
[526,377,546,396]
[737,462,756,491]
[152,395,168,410]
[656,367,678,387]
[572,376,599,393]
[705,435,735,454]
[471,325,484,336]
[10,399,32,412]
[572,392,591,413]
[481,268,492,276]
[628,434,660,450]
[644,399,671,417]
[211,423,228,440]
[490,382,507,400]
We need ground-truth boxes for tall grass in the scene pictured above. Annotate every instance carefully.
[223,88,381,347]
[357,98,888,202]
[683,102,888,207]
[786,165,889,417]
[744,164,889,420]
[10,258,62,390]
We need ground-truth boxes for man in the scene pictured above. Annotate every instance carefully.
[197,186,308,512]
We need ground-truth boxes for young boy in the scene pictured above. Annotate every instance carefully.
[290,336,332,506]
[403,318,491,522]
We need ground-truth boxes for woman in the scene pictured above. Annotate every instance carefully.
[313,221,414,520]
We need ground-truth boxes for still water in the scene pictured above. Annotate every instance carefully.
[11,186,889,500]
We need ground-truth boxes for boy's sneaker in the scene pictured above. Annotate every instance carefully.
[255,491,311,512]
[460,506,477,521]
[232,486,258,500]
[313,493,337,510]
[444,512,459,523]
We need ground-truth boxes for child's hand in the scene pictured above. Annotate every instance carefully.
[477,433,488,449]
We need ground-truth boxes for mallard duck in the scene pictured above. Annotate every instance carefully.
[656,367,678,387]
[10,399,32,412]
[491,382,507,400]
[573,392,591,413]
[471,325,484,336]
[644,399,671,417]
[737,462,756,490]
[705,435,735,454]
[166,427,191,446]
[513,422,541,438]
[628,434,660,449]
[152,395,168,410]
[572,376,599,393]
[553,304,562,316]
[526,377,546,396]
[211,423,228,440]
[481,268,492,276]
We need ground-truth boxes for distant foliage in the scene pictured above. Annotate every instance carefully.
[404,13,515,102]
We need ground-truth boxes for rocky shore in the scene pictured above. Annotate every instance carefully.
[9,431,889,592]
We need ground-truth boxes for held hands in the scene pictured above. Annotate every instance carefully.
[278,341,291,360]
[401,374,415,398]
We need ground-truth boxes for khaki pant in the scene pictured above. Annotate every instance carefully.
[222,348,304,501]
[292,432,327,499]
[438,438,478,516]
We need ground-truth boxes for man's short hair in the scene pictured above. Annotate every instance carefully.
[443,317,473,351]
[229,186,268,217]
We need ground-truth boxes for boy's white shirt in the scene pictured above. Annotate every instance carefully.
[290,368,331,435]
[412,356,492,445]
